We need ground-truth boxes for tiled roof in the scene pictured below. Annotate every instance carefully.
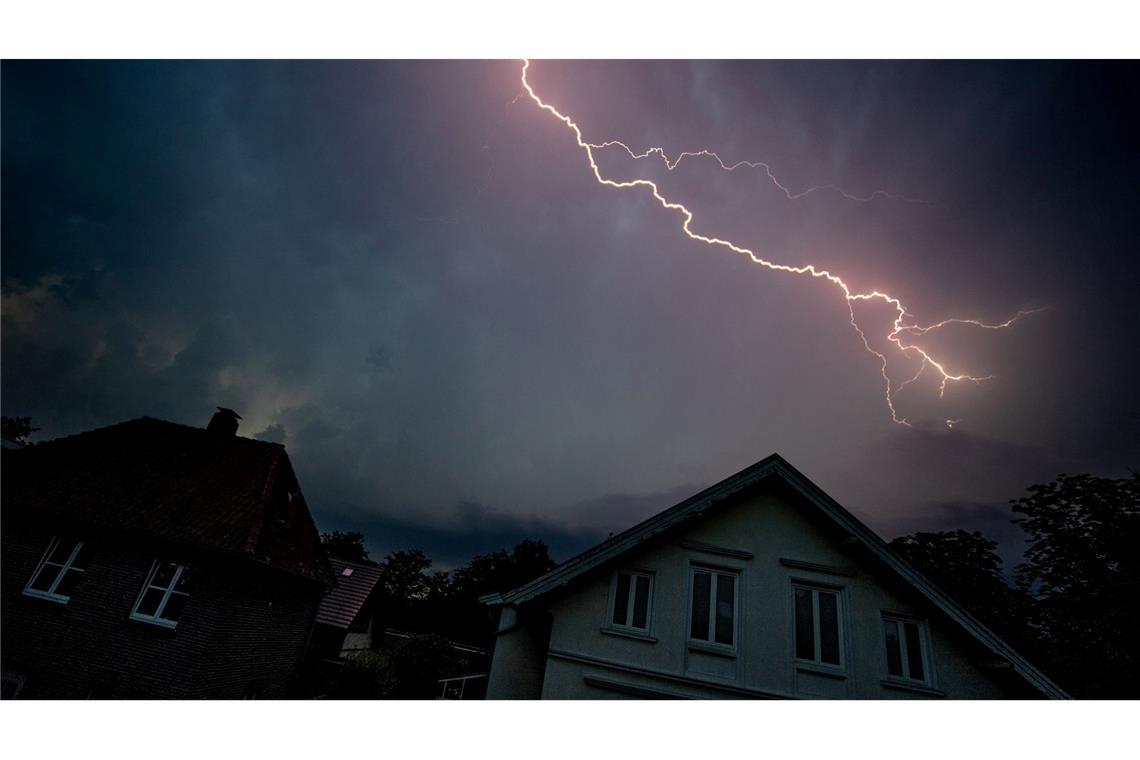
[2,417,333,584]
[316,557,385,628]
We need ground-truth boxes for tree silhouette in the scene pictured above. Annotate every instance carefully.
[1013,472,1140,698]
[378,549,434,600]
[319,530,371,563]
[449,538,556,600]
[888,529,1034,649]
[1,416,39,443]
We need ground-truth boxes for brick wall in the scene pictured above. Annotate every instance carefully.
[1,520,323,699]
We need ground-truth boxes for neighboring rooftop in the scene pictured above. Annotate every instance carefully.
[316,557,385,629]
[2,416,332,584]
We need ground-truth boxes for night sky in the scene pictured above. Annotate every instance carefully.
[3,60,1138,569]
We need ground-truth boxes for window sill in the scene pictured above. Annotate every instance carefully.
[795,662,848,680]
[880,678,944,697]
[21,589,70,605]
[128,614,179,632]
[687,641,737,659]
[600,626,657,643]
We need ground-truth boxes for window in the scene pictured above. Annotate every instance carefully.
[689,567,737,647]
[882,616,930,684]
[23,537,89,603]
[1,672,26,700]
[793,585,844,668]
[130,560,193,628]
[609,570,653,631]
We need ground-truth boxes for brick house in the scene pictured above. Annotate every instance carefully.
[0,411,333,699]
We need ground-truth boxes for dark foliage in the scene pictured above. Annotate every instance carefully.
[1013,472,1140,698]
[449,538,556,600]
[379,539,557,647]
[385,633,466,698]
[316,537,558,697]
[327,651,397,699]
[888,530,1034,649]
[319,530,372,563]
[1,416,39,443]
[377,549,433,600]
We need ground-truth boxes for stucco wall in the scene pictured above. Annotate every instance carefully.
[497,484,1010,699]
[485,608,550,699]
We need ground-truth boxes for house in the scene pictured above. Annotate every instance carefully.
[313,557,386,658]
[480,454,1069,699]
[0,410,333,699]
[309,557,490,699]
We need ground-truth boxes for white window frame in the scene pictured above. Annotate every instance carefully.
[881,614,933,686]
[687,564,740,651]
[1,671,27,700]
[791,582,847,670]
[606,569,655,633]
[22,536,87,604]
[129,560,192,629]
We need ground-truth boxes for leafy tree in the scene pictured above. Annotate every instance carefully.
[1,416,39,443]
[327,634,465,699]
[320,530,372,563]
[378,549,434,600]
[423,570,454,600]
[888,530,1033,648]
[327,650,397,699]
[386,633,465,699]
[450,538,556,600]
[1013,472,1140,698]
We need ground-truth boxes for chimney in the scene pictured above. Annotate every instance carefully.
[206,407,242,437]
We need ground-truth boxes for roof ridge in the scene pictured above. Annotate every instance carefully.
[26,416,285,450]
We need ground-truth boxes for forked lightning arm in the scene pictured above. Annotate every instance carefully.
[520,59,1040,426]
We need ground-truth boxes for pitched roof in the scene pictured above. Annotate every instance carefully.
[481,453,1070,699]
[316,558,385,628]
[3,416,333,584]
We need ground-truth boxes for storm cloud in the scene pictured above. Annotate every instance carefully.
[3,60,1137,565]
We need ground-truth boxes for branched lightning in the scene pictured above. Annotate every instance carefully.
[586,141,931,204]
[519,60,1041,426]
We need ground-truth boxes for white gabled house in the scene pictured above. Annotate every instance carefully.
[480,454,1068,699]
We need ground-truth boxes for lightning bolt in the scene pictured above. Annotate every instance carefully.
[587,141,931,204]
[519,59,1041,426]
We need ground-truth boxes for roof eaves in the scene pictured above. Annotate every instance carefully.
[772,463,1071,699]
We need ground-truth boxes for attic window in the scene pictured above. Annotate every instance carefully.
[130,560,193,629]
[341,567,354,577]
[689,566,737,649]
[793,584,845,669]
[23,537,89,604]
[607,570,653,632]
[882,615,931,686]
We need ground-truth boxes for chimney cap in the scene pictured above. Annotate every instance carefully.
[207,407,242,436]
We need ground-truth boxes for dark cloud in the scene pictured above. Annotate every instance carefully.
[315,499,603,570]
[3,60,1138,567]
[254,423,287,445]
